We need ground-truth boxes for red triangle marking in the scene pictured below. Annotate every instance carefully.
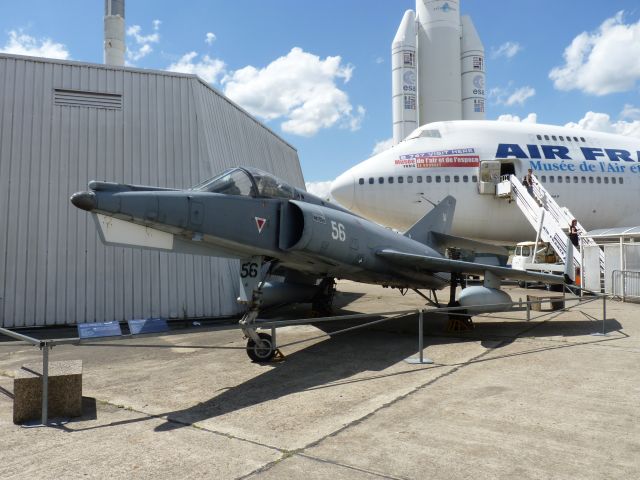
[255,217,267,233]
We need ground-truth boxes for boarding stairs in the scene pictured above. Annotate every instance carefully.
[497,175,605,275]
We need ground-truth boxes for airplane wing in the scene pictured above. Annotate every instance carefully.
[376,249,567,284]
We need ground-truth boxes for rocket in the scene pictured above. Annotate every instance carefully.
[392,1,485,144]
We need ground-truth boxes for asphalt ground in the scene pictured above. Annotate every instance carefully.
[0,281,638,479]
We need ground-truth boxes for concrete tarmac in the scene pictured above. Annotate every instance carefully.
[0,281,638,479]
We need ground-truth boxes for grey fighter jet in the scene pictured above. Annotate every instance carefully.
[70,167,570,361]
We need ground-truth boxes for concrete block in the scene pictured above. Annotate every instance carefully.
[527,293,565,312]
[13,360,83,424]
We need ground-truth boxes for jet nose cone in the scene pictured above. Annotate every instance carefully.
[70,191,96,211]
[330,172,355,209]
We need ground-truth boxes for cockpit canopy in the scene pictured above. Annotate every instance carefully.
[191,167,299,200]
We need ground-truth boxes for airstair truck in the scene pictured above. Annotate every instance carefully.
[511,241,565,287]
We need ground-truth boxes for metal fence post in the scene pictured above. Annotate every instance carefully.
[418,310,424,363]
[41,343,49,426]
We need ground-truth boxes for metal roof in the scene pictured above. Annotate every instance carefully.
[586,226,640,238]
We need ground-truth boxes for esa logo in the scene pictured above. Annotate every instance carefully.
[472,75,485,95]
[403,70,416,92]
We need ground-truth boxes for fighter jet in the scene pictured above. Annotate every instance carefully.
[70,167,570,361]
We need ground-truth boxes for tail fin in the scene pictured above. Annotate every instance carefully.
[404,195,455,247]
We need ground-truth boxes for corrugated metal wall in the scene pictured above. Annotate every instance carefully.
[0,54,303,328]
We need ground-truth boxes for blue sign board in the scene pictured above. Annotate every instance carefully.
[78,321,122,339]
[127,318,169,335]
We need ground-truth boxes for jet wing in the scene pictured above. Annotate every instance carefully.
[376,249,567,285]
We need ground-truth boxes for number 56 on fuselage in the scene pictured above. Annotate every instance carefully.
[70,166,571,312]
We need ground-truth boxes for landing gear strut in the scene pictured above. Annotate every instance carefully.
[238,257,280,362]
[445,248,473,332]
[311,278,337,317]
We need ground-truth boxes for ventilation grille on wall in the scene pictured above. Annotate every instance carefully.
[54,89,123,110]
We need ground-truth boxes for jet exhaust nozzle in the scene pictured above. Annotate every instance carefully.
[70,191,96,211]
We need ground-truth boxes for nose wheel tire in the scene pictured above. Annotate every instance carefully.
[246,333,276,362]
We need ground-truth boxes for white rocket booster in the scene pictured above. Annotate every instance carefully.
[392,10,418,146]
[391,1,485,144]
[460,15,485,120]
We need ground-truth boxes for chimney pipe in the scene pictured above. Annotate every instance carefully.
[104,0,125,66]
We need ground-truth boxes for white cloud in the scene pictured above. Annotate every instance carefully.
[375,57,384,64]
[205,32,216,45]
[372,138,394,155]
[620,104,640,120]
[497,113,538,124]
[550,11,640,95]
[490,85,536,106]
[491,41,521,59]
[565,110,640,138]
[0,30,69,59]
[167,52,226,83]
[223,47,363,137]
[127,20,161,63]
[305,181,333,200]
[505,86,536,106]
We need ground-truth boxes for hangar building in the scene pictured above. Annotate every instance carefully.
[0,53,304,328]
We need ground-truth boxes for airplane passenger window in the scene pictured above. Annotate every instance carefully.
[378,177,384,184]
[573,176,577,183]
[541,175,546,182]
[369,177,374,184]
[567,137,572,142]
[435,176,441,183]
[549,176,554,183]
[573,137,579,142]
[557,176,563,183]
[581,177,586,183]
[536,135,542,140]
[589,177,594,183]
[580,137,586,142]
[454,175,459,182]
[544,135,550,140]
[463,175,468,182]
[620,177,624,184]
[358,178,364,185]
[398,176,404,183]
[596,177,602,184]
[472,175,478,182]
[426,176,432,183]
[388,177,394,184]
[612,177,616,184]
[417,176,423,183]
[552,136,557,141]
[407,176,413,183]
[604,177,609,184]
[559,136,564,141]
[444,176,450,183]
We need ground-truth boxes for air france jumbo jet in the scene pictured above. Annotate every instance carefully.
[330,120,640,242]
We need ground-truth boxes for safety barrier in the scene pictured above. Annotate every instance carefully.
[0,290,609,425]
[611,270,640,302]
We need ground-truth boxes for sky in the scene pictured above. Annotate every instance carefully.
[2,0,640,197]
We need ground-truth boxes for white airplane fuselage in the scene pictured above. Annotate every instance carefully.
[330,121,639,243]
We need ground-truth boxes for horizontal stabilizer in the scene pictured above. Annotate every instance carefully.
[404,196,455,247]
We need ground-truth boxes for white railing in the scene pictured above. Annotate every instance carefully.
[529,177,605,271]
[507,175,581,271]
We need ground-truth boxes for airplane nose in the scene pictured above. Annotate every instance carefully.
[70,191,96,211]
[330,171,355,209]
